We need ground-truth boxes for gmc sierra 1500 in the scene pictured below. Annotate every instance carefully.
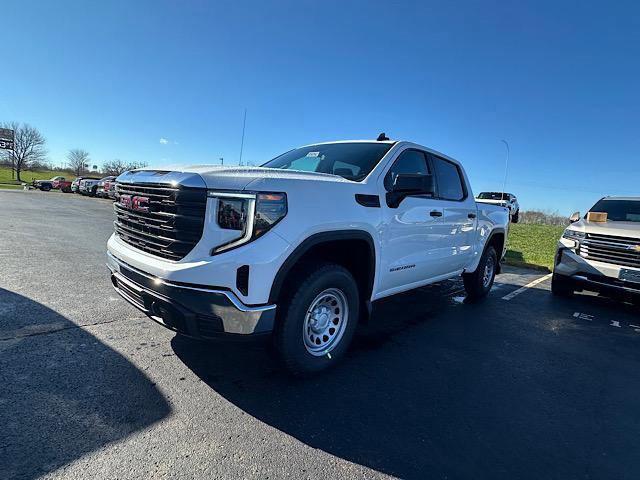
[107,137,509,374]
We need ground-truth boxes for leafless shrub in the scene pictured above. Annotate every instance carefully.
[520,210,570,226]
[102,159,148,176]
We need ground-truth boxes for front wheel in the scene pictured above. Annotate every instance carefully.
[463,246,498,301]
[275,263,359,376]
[511,210,519,223]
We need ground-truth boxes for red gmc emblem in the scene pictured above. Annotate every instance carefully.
[120,194,149,212]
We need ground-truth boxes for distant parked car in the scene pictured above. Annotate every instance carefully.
[71,176,96,193]
[56,179,73,192]
[476,192,520,223]
[78,177,102,196]
[33,176,65,192]
[51,177,67,189]
[96,176,117,198]
[105,177,118,199]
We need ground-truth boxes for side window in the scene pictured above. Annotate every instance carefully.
[384,150,430,191]
[431,156,465,201]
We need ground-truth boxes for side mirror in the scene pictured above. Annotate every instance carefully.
[569,211,581,223]
[386,173,435,208]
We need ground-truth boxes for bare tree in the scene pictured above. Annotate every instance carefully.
[67,149,90,176]
[102,159,127,176]
[102,159,148,176]
[0,122,47,182]
[520,210,570,226]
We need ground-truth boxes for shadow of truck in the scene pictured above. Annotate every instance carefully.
[0,288,171,479]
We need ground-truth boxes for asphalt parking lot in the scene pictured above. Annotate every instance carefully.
[1,190,640,480]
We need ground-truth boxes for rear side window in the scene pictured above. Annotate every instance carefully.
[384,149,430,190]
[431,156,465,201]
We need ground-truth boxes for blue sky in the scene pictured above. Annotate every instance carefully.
[2,0,638,214]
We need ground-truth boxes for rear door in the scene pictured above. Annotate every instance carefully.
[429,154,477,272]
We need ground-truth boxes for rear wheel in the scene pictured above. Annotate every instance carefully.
[551,272,573,297]
[512,210,519,223]
[463,246,498,301]
[275,263,359,375]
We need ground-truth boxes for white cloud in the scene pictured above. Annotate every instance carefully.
[159,138,169,145]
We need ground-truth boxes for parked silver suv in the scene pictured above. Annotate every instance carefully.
[552,197,640,302]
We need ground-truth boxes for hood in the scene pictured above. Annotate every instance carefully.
[476,198,509,205]
[569,219,640,239]
[117,165,352,191]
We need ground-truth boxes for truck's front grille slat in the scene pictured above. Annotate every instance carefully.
[580,233,640,268]
[114,181,207,260]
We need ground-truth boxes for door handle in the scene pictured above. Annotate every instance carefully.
[468,213,477,219]
[430,210,443,217]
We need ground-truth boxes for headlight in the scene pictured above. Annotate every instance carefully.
[562,229,585,241]
[209,191,287,254]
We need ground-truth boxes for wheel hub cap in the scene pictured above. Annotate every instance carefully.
[303,288,349,356]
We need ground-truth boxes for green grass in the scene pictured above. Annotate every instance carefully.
[504,223,566,271]
[0,183,24,189]
[0,165,75,185]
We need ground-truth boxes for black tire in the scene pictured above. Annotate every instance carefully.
[274,263,360,376]
[91,186,98,197]
[463,246,498,301]
[512,210,519,223]
[41,185,51,192]
[551,272,573,297]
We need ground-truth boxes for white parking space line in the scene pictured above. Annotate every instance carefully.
[501,273,553,301]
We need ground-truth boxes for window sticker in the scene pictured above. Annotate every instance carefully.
[306,151,320,157]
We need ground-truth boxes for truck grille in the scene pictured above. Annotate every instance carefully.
[579,233,640,268]
[114,182,207,260]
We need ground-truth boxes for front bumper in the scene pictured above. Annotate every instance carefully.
[107,252,276,339]
[554,243,640,298]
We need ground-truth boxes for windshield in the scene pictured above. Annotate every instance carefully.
[478,192,507,200]
[261,142,394,181]
[589,199,640,222]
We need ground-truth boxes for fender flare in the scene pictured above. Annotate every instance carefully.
[268,230,376,304]
[467,228,507,274]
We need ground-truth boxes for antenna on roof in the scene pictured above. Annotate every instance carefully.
[376,132,389,141]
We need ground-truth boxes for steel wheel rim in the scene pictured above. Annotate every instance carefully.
[482,257,495,288]
[303,288,349,356]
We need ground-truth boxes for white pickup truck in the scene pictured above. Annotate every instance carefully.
[476,192,520,223]
[107,137,509,374]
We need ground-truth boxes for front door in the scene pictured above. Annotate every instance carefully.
[377,149,451,296]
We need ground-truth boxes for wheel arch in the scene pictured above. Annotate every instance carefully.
[269,230,377,307]
[467,228,507,274]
